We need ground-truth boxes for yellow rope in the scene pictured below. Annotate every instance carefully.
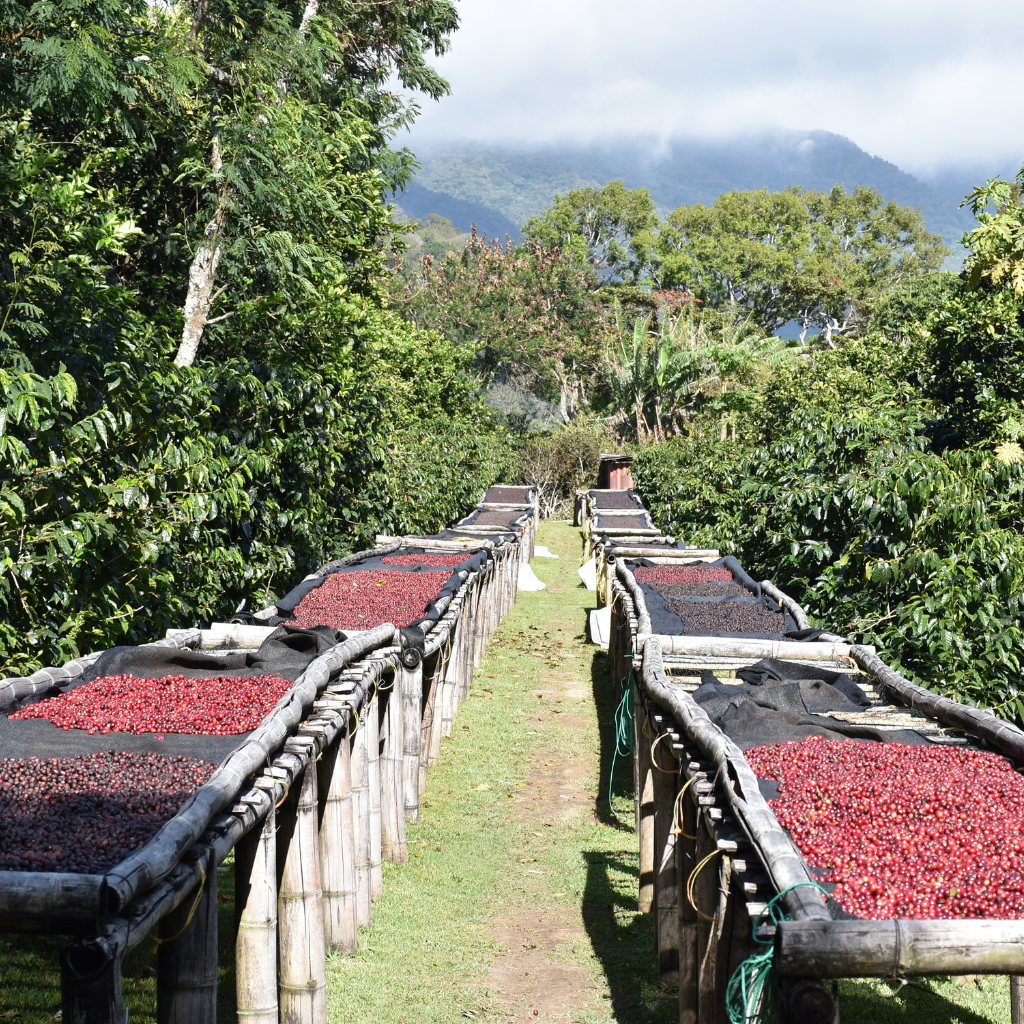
[153,859,207,946]
[650,730,680,773]
[686,847,721,922]
[670,776,698,839]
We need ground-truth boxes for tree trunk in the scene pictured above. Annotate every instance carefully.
[174,139,227,369]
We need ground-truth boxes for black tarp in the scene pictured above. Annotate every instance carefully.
[691,659,928,749]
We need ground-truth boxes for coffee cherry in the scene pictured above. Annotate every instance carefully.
[0,752,217,873]
[11,674,292,735]
[292,569,450,630]
[746,737,1024,919]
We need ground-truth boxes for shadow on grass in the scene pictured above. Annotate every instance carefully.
[586,642,636,832]
[579,851,676,1024]
[839,977,1001,1024]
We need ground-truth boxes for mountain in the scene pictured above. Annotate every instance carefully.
[389,183,519,243]
[401,130,1009,260]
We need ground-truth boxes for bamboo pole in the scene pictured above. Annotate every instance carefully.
[776,919,1024,977]
[400,654,423,823]
[235,806,278,1024]
[277,756,327,1024]
[440,610,462,738]
[677,775,699,1024]
[367,690,383,900]
[350,708,372,928]
[156,849,218,1024]
[317,729,357,953]
[652,747,680,985]
[379,682,408,864]
[420,646,442,791]
[1011,977,1024,1024]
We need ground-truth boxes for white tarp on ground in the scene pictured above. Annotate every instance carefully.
[518,562,546,591]
[589,606,611,650]
[577,557,598,591]
[533,545,559,559]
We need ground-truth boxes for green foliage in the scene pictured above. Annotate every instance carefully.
[602,302,789,442]
[632,204,1024,714]
[394,233,604,423]
[517,423,606,517]
[521,180,657,283]
[656,185,947,338]
[0,5,517,675]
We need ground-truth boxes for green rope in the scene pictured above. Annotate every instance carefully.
[608,671,635,821]
[725,882,831,1024]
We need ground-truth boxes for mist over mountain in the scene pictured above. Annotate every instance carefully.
[394,129,1017,258]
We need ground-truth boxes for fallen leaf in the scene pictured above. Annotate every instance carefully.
[414,851,424,857]
[475,783,491,791]
[519,857,536,863]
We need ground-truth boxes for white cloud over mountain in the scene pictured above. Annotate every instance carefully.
[407,0,1024,175]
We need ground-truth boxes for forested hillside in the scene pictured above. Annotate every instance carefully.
[400,132,1002,255]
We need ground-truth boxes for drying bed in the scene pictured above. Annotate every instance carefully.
[291,568,451,630]
[747,737,1024,920]
[483,485,533,503]
[10,673,293,735]
[0,751,217,873]
[588,490,642,510]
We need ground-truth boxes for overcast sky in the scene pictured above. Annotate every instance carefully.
[406,0,1024,176]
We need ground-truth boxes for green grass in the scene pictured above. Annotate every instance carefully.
[326,520,669,1023]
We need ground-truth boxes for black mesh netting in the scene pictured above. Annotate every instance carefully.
[691,659,928,749]
[0,625,342,762]
[595,514,649,530]
[484,486,533,503]
[461,509,532,528]
[588,490,642,510]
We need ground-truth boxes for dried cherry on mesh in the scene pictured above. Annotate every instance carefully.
[0,751,217,873]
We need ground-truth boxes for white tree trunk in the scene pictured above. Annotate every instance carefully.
[174,139,226,368]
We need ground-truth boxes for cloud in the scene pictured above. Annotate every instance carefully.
[407,0,1024,173]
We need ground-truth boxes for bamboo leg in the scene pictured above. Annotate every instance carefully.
[60,934,128,1024]
[696,817,732,1024]
[420,649,440,793]
[379,683,408,863]
[318,729,357,953]
[157,849,218,1024]
[277,757,327,1024]
[367,691,383,901]
[235,806,278,1024]
[401,657,423,823]
[653,763,680,984]
[441,615,461,738]
[678,782,699,1024]
[1012,977,1024,1024]
[461,584,478,695]
[472,576,485,669]
[637,709,655,913]
[350,710,372,928]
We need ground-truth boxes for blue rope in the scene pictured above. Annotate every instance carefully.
[608,671,635,821]
[725,882,832,1023]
